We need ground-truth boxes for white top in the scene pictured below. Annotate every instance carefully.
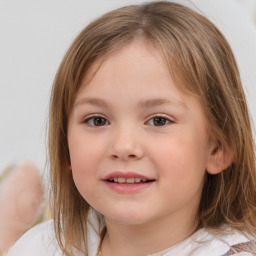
[7,218,253,256]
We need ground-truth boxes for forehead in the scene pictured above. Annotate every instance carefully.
[74,40,192,111]
[71,40,209,134]
[78,41,168,92]
[78,39,194,101]
[80,40,163,85]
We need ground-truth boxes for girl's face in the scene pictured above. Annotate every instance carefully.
[68,41,214,227]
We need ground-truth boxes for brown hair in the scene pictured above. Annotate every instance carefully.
[48,1,256,255]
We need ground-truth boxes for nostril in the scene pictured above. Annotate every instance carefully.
[111,154,137,159]
[109,146,144,160]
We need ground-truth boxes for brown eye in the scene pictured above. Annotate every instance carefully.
[93,117,107,126]
[153,117,167,126]
[84,116,109,126]
[146,116,172,127]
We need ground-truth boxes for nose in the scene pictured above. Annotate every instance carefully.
[107,126,144,161]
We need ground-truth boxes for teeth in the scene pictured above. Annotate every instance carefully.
[108,177,149,184]
[126,178,135,183]
[135,178,141,183]
[117,177,125,183]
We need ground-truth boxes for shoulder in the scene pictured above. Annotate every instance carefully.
[190,228,254,256]
[7,220,61,256]
[7,212,101,256]
[166,228,254,256]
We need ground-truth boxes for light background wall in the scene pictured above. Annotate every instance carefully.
[0,0,255,174]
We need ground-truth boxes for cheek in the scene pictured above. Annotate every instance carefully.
[150,129,208,186]
[69,132,105,170]
[149,135,207,211]
[68,134,106,194]
[69,143,101,206]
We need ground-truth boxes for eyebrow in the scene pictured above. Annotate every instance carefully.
[74,97,186,109]
[138,98,186,109]
[75,97,109,108]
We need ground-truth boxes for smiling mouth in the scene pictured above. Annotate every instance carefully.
[107,177,154,184]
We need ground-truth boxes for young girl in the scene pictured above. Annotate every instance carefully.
[8,1,256,256]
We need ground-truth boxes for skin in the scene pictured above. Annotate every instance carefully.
[68,40,220,256]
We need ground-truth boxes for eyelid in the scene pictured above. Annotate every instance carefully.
[82,114,110,126]
[145,114,175,125]
[81,113,174,126]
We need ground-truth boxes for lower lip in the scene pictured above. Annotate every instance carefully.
[103,181,154,193]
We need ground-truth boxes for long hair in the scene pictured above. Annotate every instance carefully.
[48,1,256,255]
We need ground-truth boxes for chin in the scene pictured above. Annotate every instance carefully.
[103,209,153,226]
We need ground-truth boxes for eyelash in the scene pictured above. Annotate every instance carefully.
[147,115,173,126]
[83,114,174,127]
[83,115,110,127]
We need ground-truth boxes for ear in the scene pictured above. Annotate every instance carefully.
[206,140,233,175]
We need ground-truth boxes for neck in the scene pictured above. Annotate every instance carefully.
[101,213,198,256]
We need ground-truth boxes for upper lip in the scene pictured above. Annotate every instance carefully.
[103,171,154,181]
